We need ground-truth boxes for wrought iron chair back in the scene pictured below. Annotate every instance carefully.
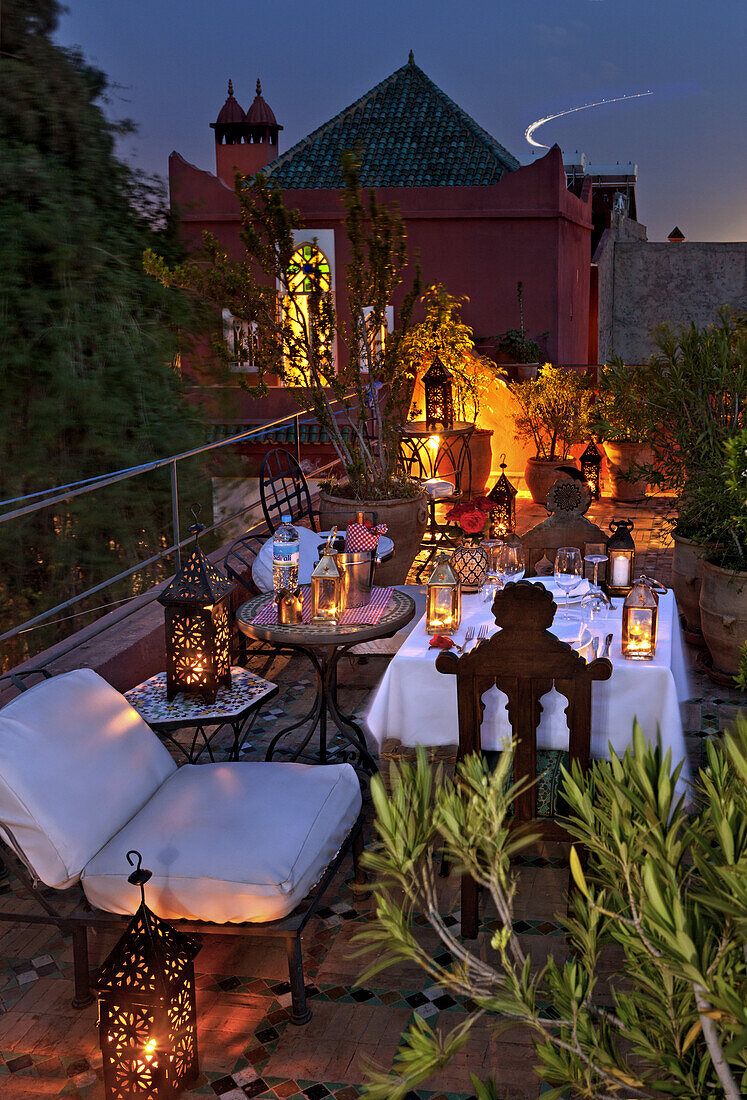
[260,449,318,534]
[435,580,612,936]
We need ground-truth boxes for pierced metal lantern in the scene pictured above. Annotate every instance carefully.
[622,577,660,660]
[311,550,342,624]
[96,851,201,1100]
[426,554,461,635]
[580,441,602,500]
[423,356,454,432]
[158,507,234,703]
[606,519,635,597]
[487,455,518,536]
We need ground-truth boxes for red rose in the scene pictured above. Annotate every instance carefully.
[471,496,493,513]
[459,508,489,534]
[445,502,468,522]
[429,634,455,650]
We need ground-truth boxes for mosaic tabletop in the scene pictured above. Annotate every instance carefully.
[237,589,416,647]
[125,667,277,728]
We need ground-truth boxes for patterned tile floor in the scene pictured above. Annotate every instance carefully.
[0,493,742,1099]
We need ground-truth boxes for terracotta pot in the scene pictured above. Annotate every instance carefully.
[425,426,493,496]
[699,560,747,678]
[671,532,709,644]
[318,489,428,585]
[602,440,648,502]
[516,363,539,382]
[524,457,572,506]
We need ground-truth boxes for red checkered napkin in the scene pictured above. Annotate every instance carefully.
[251,585,394,627]
[345,521,388,552]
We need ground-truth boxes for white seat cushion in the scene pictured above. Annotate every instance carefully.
[0,670,175,889]
[82,762,362,924]
[252,526,325,592]
[424,479,454,499]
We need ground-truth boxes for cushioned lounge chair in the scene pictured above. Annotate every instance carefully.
[0,669,363,1023]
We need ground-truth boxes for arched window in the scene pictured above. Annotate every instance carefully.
[284,242,334,380]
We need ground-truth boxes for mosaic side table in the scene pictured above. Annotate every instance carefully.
[125,667,278,764]
[236,589,416,775]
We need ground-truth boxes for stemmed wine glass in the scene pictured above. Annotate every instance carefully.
[498,543,525,587]
[554,546,583,620]
[582,552,609,633]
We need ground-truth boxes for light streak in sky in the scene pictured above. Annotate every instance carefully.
[525,91,653,149]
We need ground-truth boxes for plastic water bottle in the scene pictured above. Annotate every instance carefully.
[273,514,299,592]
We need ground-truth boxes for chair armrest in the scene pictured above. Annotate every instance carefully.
[8,669,53,694]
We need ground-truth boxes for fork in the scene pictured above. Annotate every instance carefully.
[432,625,474,653]
[475,623,490,647]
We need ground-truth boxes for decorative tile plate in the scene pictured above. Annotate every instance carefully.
[125,667,277,725]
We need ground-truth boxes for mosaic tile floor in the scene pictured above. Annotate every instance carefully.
[0,494,742,1099]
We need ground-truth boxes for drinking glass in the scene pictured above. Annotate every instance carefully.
[498,543,525,586]
[554,546,583,620]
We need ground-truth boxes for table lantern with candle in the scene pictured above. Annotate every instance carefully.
[606,519,635,597]
[426,554,461,635]
[95,851,201,1100]
[311,529,343,624]
[622,577,661,659]
[423,355,454,432]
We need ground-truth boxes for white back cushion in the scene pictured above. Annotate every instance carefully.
[0,669,176,888]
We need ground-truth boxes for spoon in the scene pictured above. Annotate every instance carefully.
[601,633,614,658]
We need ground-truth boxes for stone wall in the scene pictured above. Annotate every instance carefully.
[595,213,747,362]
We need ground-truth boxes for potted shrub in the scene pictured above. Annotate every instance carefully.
[146,153,428,583]
[591,360,652,502]
[496,280,548,381]
[512,364,594,504]
[401,284,505,494]
[633,310,747,650]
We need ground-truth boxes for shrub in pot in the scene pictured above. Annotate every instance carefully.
[496,280,548,381]
[147,152,430,579]
[512,364,593,504]
[590,361,651,501]
[402,284,503,494]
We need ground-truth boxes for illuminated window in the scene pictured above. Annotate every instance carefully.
[222,309,259,373]
[283,241,334,380]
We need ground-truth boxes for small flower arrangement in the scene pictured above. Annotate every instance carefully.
[444,497,493,541]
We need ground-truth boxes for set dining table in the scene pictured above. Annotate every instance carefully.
[366,578,693,799]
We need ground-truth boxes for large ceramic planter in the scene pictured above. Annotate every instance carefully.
[524,457,571,506]
[602,440,648,502]
[672,532,709,645]
[468,427,493,495]
[318,489,428,585]
[699,560,747,680]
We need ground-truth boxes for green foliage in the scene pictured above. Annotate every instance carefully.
[512,364,594,460]
[733,642,747,692]
[591,360,653,443]
[147,152,422,500]
[496,281,549,364]
[358,724,747,1100]
[632,310,747,565]
[400,284,505,422]
[0,0,206,671]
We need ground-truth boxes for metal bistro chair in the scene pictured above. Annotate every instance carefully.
[435,581,612,938]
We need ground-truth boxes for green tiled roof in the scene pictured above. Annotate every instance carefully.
[262,56,520,189]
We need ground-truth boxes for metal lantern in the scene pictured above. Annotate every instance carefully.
[311,550,343,624]
[423,355,454,432]
[426,554,461,635]
[622,577,660,660]
[95,851,201,1100]
[487,454,518,536]
[158,506,234,703]
[580,441,602,500]
[606,519,635,597]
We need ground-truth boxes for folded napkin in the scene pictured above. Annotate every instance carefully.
[345,520,388,553]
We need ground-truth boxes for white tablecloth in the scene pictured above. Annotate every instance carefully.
[366,586,692,794]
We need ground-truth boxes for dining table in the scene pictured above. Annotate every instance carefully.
[365,579,693,799]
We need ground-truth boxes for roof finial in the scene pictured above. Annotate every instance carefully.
[227,79,234,97]
[408,49,414,65]
[256,77,262,97]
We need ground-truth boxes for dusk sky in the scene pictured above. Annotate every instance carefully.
[57,0,746,242]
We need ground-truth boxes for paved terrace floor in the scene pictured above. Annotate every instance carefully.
[0,493,742,1100]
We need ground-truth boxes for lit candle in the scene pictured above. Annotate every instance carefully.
[611,555,630,588]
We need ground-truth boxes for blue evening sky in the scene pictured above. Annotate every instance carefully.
[57,0,746,242]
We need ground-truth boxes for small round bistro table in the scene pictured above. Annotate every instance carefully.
[125,668,279,764]
[236,589,416,774]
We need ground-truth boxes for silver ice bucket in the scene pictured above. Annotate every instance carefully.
[338,550,376,608]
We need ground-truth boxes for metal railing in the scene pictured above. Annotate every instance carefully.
[0,397,354,673]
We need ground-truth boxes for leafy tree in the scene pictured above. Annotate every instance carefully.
[513,364,594,460]
[400,283,505,423]
[146,152,422,500]
[356,723,747,1099]
[0,0,207,670]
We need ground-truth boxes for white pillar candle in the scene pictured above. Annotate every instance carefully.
[611,555,630,588]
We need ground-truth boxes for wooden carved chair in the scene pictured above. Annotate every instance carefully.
[520,477,607,577]
[436,581,612,937]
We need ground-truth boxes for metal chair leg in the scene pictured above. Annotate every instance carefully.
[286,935,312,1025]
[69,925,94,1009]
